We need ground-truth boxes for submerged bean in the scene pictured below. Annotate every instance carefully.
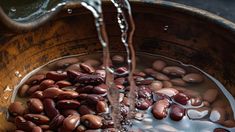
[162,66,186,76]
[152,60,167,71]
[8,102,26,116]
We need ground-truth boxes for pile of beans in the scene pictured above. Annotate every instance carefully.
[8,55,235,132]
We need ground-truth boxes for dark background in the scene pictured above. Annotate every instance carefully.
[166,0,235,23]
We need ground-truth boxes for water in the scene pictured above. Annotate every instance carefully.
[7,52,235,131]
[1,0,235,131]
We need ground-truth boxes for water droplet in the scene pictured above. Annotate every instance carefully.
[67,8,73,14]
[10,7,16,12]
[15,71,22,78]
[164,25,169,31]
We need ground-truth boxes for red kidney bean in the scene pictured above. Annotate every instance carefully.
[57,90,79,100]
[18,84,29,97]
[27,85,40,95]
[150,80,163,92]
[112,55,124,64]
[152,60,166,71]
[187,107,210,120]
[162,81,173,88]
[78,105,96,116]
[56,80,72,88]
[26,74,45,85]
[32,126,43,132]
[96,101,108,113]
[162,66,186,76]
[15,116,26,126]
[46,71,67,81]
[24,114,50,125]
[8,102,26,116]
[136,78,153,85]
[114,77,126,85]
[173,93,189,105]
[66,63,81,72]
[80,63,95,74]
[27,98,44,113]
[152,93,171,102]
[84,59,101,67]
[173,87,200,98]
[213,128,229,132]
[67,70,83,81]
[156,88,179,97]
[93,85,107,94]
[183,73,203,83]
[138,89,152,99]
[210,107,226,123]
[144,68,157,75]
[76,125,87,132]
[76,74,104,85]
[61,86,77,91]
[57,100,80,109]
[81,114,103,129]
[136,98,151,110]
[152,72,170,81]
[76,85,94,93]
[16,119,36,132]
[39,125,50,130]
[170,78,187,87]
[39,79,55,91]
[152,99,170,119]
[190,97,203,106]
[55,58,79,68]
[203,89,218,103]
[133,71,146,77]
[49,114,65,130]
[62,115,80,131]
[43,98,60,119]
[43,87,63,98]
[62,109,80,117]
[170,104,185,121]
[31,91,44,99]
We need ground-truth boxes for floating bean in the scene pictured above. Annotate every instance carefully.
[173,93,189,105]
[152,99,170,119]
[169,104,185,121]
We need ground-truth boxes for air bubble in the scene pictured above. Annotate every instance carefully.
[10,7,16,12]
[67,8,73,14]
[164,25,169,31]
